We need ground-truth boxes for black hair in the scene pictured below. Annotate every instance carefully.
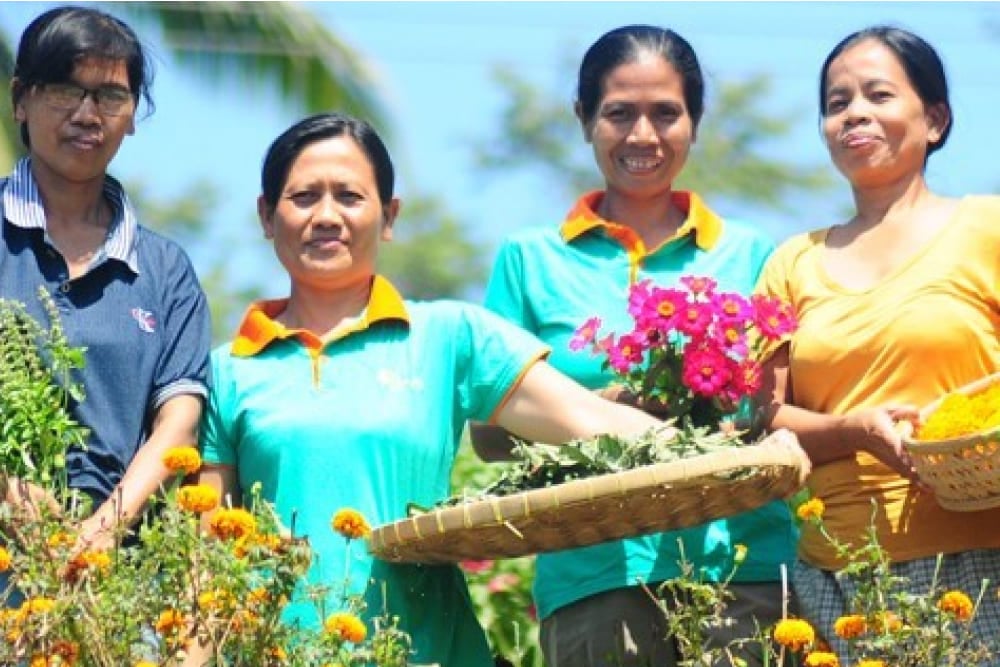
[819,25,952,155]
[260,113,395,211]
[12,5,154,146]
[576,25,704,128]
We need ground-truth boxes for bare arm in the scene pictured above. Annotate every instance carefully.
[491,361,662,447]
[79,394,203,550]
[758,343,919,479]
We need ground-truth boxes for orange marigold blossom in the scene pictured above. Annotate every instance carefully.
[162,445,202,474]
[0,546,11,571]
[796,498,825,522]
[324,611,367,643]
[833,614,866,639]
[46,532,75,549]
[20,597,56,617]
[938,590,974,621]
[209,507,256,540]
[803,651,839,667]
[856,661,886,667]
[176,484,220,513]
[773,618,815,652]
[331,508,371,539]
[154,609,187,635]
[135,662,158,667]
[918,382,1000,441]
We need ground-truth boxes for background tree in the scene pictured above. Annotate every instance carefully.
[473,63,835,213]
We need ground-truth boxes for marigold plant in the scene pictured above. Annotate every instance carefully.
[331,508,372,540]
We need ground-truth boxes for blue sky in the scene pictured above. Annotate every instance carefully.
[3,2,999,298]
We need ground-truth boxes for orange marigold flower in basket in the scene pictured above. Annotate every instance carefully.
[803,651,839,667]
[176,484,220,513]
[162,445,202,474]
[331,508,371,540]
[833,614,866,639]
[0,546,11,572]
[918,383,1000,441]
[209,507,257,541]
[938,590,974,621]
[773,618,815,652]
[154,608,187,635]
[796,498,825,522]
[324,611,367,643]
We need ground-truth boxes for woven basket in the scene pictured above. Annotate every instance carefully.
[903,373,1000,512]
[369,429,810,564]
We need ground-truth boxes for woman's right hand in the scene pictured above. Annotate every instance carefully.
[842,405,923,482]
[597,385,673,418]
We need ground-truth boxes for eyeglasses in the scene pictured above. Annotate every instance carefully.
[38,82,134,117]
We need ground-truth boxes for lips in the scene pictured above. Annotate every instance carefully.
[841,133,878,149]
[65,134,103,150]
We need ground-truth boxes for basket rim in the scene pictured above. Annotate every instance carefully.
[369,429,810,562]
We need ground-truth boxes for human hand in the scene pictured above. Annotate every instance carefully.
[843,405,926,486]
[597,385,673,418]
[1,475,61,520]
[74,513,118,554]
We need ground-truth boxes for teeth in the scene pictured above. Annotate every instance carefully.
[621,157,661,171]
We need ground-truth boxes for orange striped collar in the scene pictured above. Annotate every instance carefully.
[230,275,409,357]
[559,190,722,251]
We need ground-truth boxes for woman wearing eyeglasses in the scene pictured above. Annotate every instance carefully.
[0,7,211,558]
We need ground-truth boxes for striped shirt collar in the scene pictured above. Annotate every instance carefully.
[2,157,141,273]
[560,190,723,251]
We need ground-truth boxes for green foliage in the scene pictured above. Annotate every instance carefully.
[0,474,413,665]
[378,195,489,300]
[0,289,88,492]
[441,424,746,507]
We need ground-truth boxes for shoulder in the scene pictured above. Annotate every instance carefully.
[957,194,1000,220]
[496,226,565,254]
[134,226,196,267]
[759,229,827,278]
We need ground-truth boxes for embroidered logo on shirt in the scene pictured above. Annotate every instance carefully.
[376,369,424,392]
[131,307,157,333]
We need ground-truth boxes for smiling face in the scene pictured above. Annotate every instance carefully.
[581,52,695,202]
[259,135,398,293]
[14,56,135,188]
[821,39,948,189]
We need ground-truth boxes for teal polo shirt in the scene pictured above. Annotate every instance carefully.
[484,190,797,621]
[200,276,547,666]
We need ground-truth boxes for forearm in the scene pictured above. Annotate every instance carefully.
[86,394,202,534]
[765,402,857,466]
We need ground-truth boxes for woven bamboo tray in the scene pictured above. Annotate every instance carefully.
[369,429,810,564]
[903,373,1000,512]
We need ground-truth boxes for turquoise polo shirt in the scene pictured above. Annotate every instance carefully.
[484,190,797,620]
[200,276,547,667]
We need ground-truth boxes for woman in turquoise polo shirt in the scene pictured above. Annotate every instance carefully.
[194,112,665,667]
[471,25,797,667]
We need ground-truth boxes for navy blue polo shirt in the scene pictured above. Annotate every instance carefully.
[0,158,211,505]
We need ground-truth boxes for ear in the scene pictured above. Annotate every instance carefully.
[381,198,400,242]
[11,78,26,123]
[257,195,275,239]
[574,100,593,143]
[925,102,950,146]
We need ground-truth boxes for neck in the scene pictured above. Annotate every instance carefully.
[599,188,685,247]
[281,278,373,337]
[849,171,936,229]
[30,162,109,232]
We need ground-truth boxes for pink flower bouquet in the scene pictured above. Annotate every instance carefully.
[571,276,796,428]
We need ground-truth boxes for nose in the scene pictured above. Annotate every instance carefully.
[313,193,343,225]
[842,97,871,127]
[627,114,657,144]
[69,92,102,124]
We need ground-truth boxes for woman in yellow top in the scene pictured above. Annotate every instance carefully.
[756,25,1000,660]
